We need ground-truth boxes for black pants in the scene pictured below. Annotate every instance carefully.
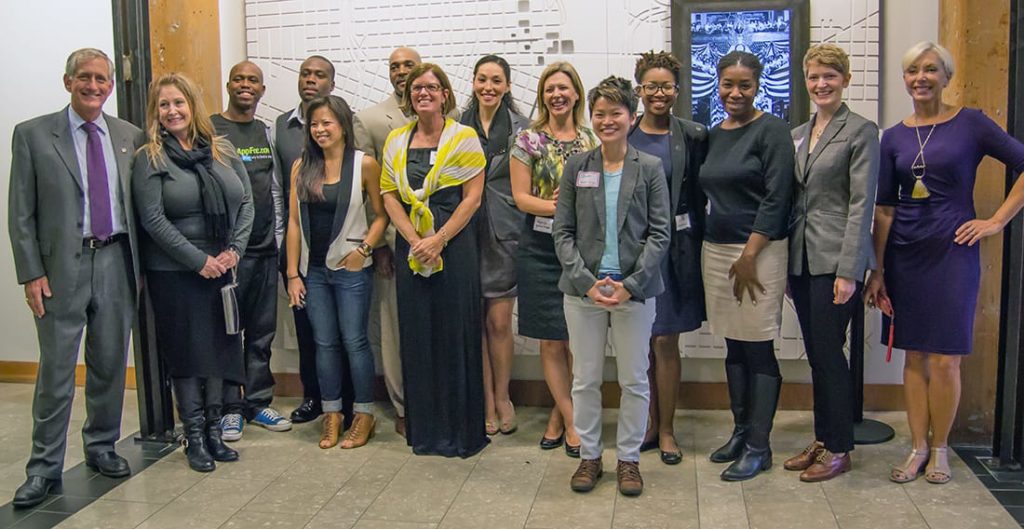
[789,271,859,453]
[224,254,278,420]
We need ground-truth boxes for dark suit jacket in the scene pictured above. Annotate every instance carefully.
[8,107,144,304]
[553,145,671,300]
[790,103,880,279]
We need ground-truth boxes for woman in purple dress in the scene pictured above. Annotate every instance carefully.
[864,41,1024,485]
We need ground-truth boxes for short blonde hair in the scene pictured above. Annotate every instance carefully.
[530,61,587,131]
[803,43,850,76]
[399,63,456,117]
[901,41,955,79]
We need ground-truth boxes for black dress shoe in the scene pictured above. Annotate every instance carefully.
[539,434,564,450]
[13,476,61,508]
[290,399,322,424]
[85,451,131,478]
[660,450,683,465]
[565,442,581,458]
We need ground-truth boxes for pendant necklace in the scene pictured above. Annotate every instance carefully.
[911,117,936,199]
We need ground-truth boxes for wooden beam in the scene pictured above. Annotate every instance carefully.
[148,0,222,115]
[939,0,1012,443]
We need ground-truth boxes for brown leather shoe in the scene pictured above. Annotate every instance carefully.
[784,440,824,471]
[616,460,644,496]
[570,458,603,493]
[341,412,376,449]
[395,416,406,438]
[799,450,851,482]
[319,412,343,449]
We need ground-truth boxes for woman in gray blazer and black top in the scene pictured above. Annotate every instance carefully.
[133,74,253,473]
[554,77,670,497]
[784,44,879,483]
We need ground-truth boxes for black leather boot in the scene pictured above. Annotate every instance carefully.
[710,364,749,463]
[204,378,239,462]
[721,373,781,481]
[173,377,215,473]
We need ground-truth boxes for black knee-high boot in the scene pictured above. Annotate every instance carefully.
[173,377,215,472]
[204,378,239,462]
[710,363,749,463]
[721,373,781,481]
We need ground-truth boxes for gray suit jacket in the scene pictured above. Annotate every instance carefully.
[8,107,144,302]
[789,103,879,279]
[553,146,671,300]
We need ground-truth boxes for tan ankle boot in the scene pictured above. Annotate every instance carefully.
[319,412,343,449]
[340,412,376,449]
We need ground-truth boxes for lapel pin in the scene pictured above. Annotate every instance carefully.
[121,147,127,153]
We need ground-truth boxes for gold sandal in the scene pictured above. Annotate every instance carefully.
[498,401,517,435]
[925,447,952,484]
[319,412,343,449]
[890,448,929,483]
[340,412,376,449]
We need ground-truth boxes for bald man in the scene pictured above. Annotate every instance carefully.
[211,61,291,439]
[353,47,422,436]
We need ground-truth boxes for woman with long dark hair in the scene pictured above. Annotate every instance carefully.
[285,95,388,449]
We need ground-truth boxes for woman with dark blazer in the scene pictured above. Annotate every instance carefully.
[784,44,879,482]
[133,73,253,472]
[459,55,529,436]
[627,50,708,465]
[553,77,671,497]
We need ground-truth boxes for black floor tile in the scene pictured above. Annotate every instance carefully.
[0,504,35,529]
[1004,506,1024,525]
[9,511,69,529]
[34,495,94,515]
[978,474,1024,490]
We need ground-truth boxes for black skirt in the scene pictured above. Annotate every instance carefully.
[514,214,568,340]
[147,271,244,383]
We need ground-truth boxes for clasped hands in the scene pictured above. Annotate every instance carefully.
[410,233,444,268]
[586,276,631,307]
[199,248,239,279]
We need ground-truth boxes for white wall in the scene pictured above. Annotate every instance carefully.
[0,1,117,363]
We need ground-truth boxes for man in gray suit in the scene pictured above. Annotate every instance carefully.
[353,46,422,437]
[8,48,143,507]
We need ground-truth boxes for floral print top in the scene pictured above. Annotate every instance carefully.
[510,126,599,199]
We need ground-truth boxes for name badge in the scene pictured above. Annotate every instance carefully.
[576,171,600,188]
[675,213,692,232]
[533,216,554,234]
[429,150,438,165]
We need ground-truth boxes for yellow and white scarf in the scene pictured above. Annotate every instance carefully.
[380,118,485,276]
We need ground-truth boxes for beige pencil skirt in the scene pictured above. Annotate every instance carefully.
[701,239,788,342]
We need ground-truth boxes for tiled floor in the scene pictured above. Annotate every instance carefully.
[0,382,1018,528]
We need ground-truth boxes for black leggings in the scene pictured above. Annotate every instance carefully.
[725,338,780,378]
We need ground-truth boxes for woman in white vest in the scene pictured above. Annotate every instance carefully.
[285,95,388,450]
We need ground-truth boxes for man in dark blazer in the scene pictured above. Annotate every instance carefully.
[7,48,144,507]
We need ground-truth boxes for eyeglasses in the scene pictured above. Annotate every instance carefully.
[410,83,442,94]
[639,83,678,96]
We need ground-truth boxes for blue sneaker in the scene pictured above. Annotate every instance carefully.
[251,407,292,432]
[221,413,244,442]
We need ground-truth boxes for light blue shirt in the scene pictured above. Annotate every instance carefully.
[598,169,622,274]
[67,107,126,237]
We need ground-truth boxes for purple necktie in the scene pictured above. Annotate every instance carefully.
[82,121,113,241]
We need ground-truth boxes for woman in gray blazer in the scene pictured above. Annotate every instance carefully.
[133,73,254,473]
[553,77,670,497]
[785,44,879,483]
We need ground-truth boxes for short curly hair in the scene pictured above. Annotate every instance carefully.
[803,43,851,76]
[634,50,681,84]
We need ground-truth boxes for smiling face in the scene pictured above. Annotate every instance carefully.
[64,57,113,122]
[298,57,335,103]
[543,72,579,122]
[718,64,758,119]
[226,62,265,113]
[591,96,633,145]
[903,50,949,105]
[157,85,192,141]
[389,48,421,96]
[408,71,448,118]
[473,61,509,111]
[637,67,677,117]
[804,60,849,113]
[309,105,344,150]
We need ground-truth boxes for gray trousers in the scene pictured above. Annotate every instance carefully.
[27,240,134,479]
[564,295,655,462]
[369,269,404,416]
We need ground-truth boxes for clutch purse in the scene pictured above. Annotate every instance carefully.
[221,268,240,335]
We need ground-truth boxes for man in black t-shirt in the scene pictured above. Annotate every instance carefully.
[211,61,292,440]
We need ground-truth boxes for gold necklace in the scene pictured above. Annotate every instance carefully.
[910,116,936,199]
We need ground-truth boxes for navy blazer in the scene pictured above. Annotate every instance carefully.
[552,145,671,300]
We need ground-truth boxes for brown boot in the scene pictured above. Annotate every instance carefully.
[616,460,644,496]
[799,450,851,482]
[340,412,376,449]
[784,440,824,471]
[570,458,603,493]
[319,412,343,449]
